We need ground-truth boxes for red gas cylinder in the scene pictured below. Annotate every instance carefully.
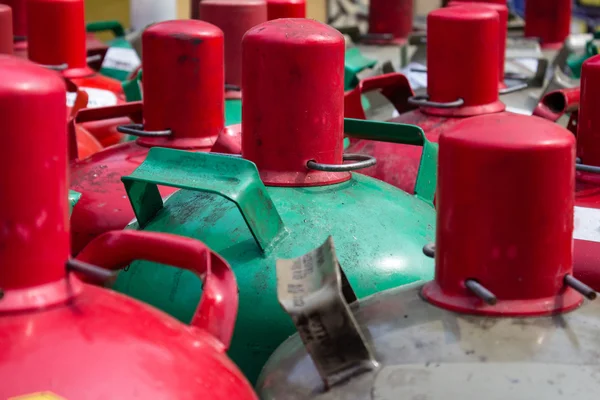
[525,0,571,49]
[366,0,413,45]
[26,0,125,147]
[346,4,505,193]
[449,1,508,89]
[572,54,600,292]
[267,0,305,19]
[197,0,267,94]
[0,55,256,400]
[70,19,236,256]
[0,0,26,56]
[0,4,12,54]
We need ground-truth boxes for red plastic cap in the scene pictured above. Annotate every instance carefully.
[577,55,600,166]
[426,5,504,117]
[0,56,69,293]
[198,0,267,88]
[0,0,26,38]
[140,20,224,149]
[525,0,571,49]
[422,113,581,316]
[367,0,413,44]
[0,5,12,54]
[26,0,90,77]
[448,1,508,88]
[267,0,305,20]
[242,19,348,187]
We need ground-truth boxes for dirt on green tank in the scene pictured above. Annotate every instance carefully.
[112,146,436,383]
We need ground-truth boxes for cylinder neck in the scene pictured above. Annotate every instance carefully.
[422,113,581,316]
[26,0,93,78]
[0,56,76,312]
[424,5,505,118]
[267,0,305,20]
[577,56,600,167]
[525,0,571,49]
[0,5,13,54]
[198,0,268,88]
[241,19,349,187]
[137,20,225,150]
[1,0,27,38]
[367,0,413,45]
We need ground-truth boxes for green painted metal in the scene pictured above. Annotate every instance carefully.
[344,118,438,205]
[68,190,81,215]
[115,123,436,383]
[122,70,143,103]
[344,47,377,89]
[567,32,600,78]
[225,98,242,125]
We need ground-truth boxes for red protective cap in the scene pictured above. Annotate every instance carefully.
[577,55,600,167]
[425,5,505,117]
[448,1,508,89]
[0,5,12,54]
[267,0,305,20]
[198,0,267,88]
[139,20,224,150]
[422,113,581,316]
[0,56,75,311]
[525,0,571,49]
[367,0,413,44]
[242,19,348,187]
[26,0,91,78]
[0,0,27,39]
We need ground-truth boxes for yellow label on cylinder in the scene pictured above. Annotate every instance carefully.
[9,393,66,400]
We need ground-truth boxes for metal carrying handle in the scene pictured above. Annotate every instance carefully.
[116,123,172,137]
[86,20,126,38]
[307,154,376,172]
[122,148,287,253]
[499,82,529,95]
[13,35,26,42]
[74,230,239,350]
[533,87,580,123]
[576,163,600,174]
[344,72,415,120]
[407,94,464,109]
[224,84,241,92]
[39,62,68,71]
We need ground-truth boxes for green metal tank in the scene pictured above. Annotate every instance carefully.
[112,19,437,383]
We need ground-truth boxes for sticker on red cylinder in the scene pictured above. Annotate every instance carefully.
[574,206,600,243]
[66,87,118,108]
[9,393,66,400]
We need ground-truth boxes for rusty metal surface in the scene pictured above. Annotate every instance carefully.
[257,284,600,399]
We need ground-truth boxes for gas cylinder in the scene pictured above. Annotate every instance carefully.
[70,19,239,256]
[0,54,256,400]
[26,0,126,147]
[267,0,305,20]
[197,0,267,124]
[0,4,12,55]
[110,18,437,384]
[525,0,572,50]
[257,112,600,400]
[365,0,413,45]
[571,54,600,292]
[346,4,506,194]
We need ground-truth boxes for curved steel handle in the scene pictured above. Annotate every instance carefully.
[532,87,580,122]
[307,154,376,172]
[407,95,464,109]
[86,20,126,38]
[116,123,172,137]
[75,230,238,350]
[344,72,415,120]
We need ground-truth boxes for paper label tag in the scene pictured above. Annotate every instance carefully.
[66,87,118,109]
[574,206,600,243]
[101,46,141,72]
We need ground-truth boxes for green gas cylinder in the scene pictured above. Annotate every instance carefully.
[111,19,437,383]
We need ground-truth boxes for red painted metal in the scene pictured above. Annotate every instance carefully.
[573,55,600,292]
[198,0,267,90]
[26,0,125,146]
[346,5,506,194]
[0,0,27,56]
[0,58,256,400]
[242,18,348,187]
[267,0,305,19]
[448,1,508,89]
[525,0,571,50]
[532,87,579,134]
[366,0,413,45]
[0,4,12,54]
[422,113,581,316]
[70,20,236,256]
